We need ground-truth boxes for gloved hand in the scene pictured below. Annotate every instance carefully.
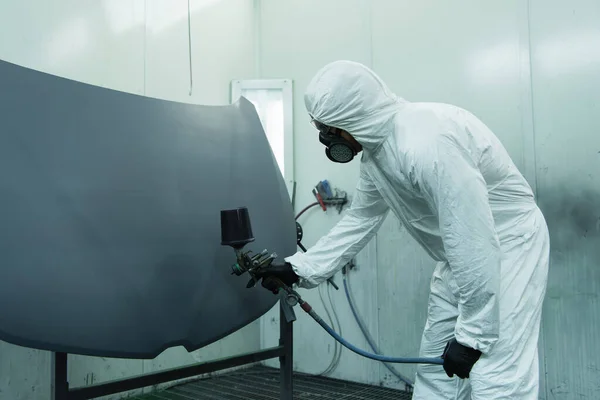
[441,338,482,379]
[254,262,299,294]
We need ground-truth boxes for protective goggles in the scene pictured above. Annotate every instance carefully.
[310,119,357,163]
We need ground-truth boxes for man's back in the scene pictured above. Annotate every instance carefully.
[292,60,550,399]
[393,102,539,240]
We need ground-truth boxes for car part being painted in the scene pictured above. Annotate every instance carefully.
[0,59,296,359]
[221,207,444,366]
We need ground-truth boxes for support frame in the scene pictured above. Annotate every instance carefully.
[51,299,294,400]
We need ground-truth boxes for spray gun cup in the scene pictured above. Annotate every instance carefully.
[220,207,255,249]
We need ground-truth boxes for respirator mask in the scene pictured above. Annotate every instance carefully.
[311,119,357,163]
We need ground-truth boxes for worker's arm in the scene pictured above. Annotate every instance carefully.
[417,132,501,355]
[285,166,389,288]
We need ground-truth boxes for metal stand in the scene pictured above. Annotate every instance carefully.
[51,298,294,400]
[280,298,295,400]
[51,352,68,400]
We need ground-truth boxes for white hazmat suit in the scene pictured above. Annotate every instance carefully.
[285,60,550,399]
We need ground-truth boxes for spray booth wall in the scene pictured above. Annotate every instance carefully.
[0,1,261,399]
[0,1,598,400]
[257,1,600,399]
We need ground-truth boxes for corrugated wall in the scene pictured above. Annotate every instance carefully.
[0,1,597,398]
[529,0,600,397]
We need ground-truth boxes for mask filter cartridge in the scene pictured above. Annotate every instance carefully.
[312,119,357,163]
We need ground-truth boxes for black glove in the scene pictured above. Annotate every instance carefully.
[254,262,299,294]
[441,338,482,379]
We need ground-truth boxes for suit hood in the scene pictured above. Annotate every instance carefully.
[304,60,405,151]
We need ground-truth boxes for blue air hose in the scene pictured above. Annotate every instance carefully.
[342,276,415,387]
[290,215,442,366]
[294,294,444,365]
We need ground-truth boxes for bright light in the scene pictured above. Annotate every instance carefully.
[241,89,286,176]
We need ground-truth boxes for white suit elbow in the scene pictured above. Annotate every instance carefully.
[285,209,387,289]
[286,167,388,289]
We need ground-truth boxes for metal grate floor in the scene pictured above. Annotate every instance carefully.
[132,365,412,399]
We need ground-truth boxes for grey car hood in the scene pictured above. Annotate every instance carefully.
[0,59,296,359]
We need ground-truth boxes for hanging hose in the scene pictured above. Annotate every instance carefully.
[293,199,443,374]
[315,284,342,376]
[294,294,443,365]
[325,282,344,372]
[295,202,319,220]
[343,273,414,388]
[295,200,341,376]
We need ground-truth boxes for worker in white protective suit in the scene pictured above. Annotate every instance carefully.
[255,60,550,399]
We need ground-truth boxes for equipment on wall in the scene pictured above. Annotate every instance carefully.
[295,180,412,387]
[221,206,444,366]
[296,180,348,221]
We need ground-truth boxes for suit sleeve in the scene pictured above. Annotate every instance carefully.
[417,133,501,354]
[285,167,389,288]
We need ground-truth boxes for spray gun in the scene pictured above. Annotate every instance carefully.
[220,208,279,289]
[220,207,300,321]
[220,207,444,366]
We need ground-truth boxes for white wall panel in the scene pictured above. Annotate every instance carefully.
[258,0,374,376]
[145,0,257,104]
[0,0,146,93]
[529,0,600,398]
[374,215,435,388]
[370,0,535,390]
[371,0,529,169]
[144,0,194,100]
[190,0,257,105]
[0,344,52,400]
